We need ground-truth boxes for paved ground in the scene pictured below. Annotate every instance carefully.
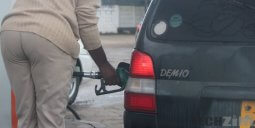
[65,34,135,128]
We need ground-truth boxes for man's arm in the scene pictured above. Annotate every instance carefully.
[76,0,119,85]
[76,0,101,50]
[88,47,119,85]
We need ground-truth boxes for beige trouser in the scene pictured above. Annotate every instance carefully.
[0,31,76,128]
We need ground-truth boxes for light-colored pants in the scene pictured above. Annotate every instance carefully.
[0,31,76,128]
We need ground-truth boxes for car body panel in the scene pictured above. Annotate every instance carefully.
[124,111,156,128]
[78,40,93,75]
[138,26,255,128]
[125,0,255,127]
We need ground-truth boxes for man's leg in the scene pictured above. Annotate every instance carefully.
[21,32,76,128]
[1,31,37,128]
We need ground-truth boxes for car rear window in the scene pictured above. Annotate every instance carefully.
[150,0,255,42]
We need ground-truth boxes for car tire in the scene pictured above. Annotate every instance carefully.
[68,59,82,105]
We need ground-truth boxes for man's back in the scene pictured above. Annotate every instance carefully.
[0,0,121,127]
[1,0,100,58]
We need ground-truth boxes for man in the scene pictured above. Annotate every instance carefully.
[0,0,119,128]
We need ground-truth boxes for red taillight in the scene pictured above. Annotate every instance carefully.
[125,92,156,113]
[130,50,155,79]
[125,50,156,113]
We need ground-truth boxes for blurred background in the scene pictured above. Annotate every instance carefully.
[97,0,150,34]
[0,0,151,128]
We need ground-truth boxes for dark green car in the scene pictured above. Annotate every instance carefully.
[124,0,255,127]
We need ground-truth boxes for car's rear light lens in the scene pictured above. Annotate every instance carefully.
[125,78,155,94]
[125,50,156,113]
[125,92,156,113]
[130,50,155,79]
[125,78,156,113]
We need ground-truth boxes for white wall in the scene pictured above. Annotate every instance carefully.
[0,42,12,128]
[97,5,119,34]
[135,6,145,25]
[0,0,15,24]
[0,0,14,127]
[119,6,135,28]
[97,5,145,34]
[119,6,144,28]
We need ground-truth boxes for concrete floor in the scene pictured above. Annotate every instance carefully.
[65,34,135,128]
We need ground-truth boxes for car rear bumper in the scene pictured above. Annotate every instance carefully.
[124,111,156,128]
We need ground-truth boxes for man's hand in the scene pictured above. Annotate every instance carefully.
[88,46,120,85]
[99,62,119,85]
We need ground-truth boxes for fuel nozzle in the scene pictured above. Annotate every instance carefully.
[73,71,102,79]
[95,62,130,95]
[72,62,130,95]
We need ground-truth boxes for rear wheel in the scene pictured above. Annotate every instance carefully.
[68,59,82,105]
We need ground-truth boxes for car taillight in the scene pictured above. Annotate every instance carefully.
[125,92,156,113]
[130,50,155,79]
[125,50,156,113]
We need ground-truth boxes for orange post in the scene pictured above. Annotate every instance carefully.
[11,90,18,128]
[240,101,255,128]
